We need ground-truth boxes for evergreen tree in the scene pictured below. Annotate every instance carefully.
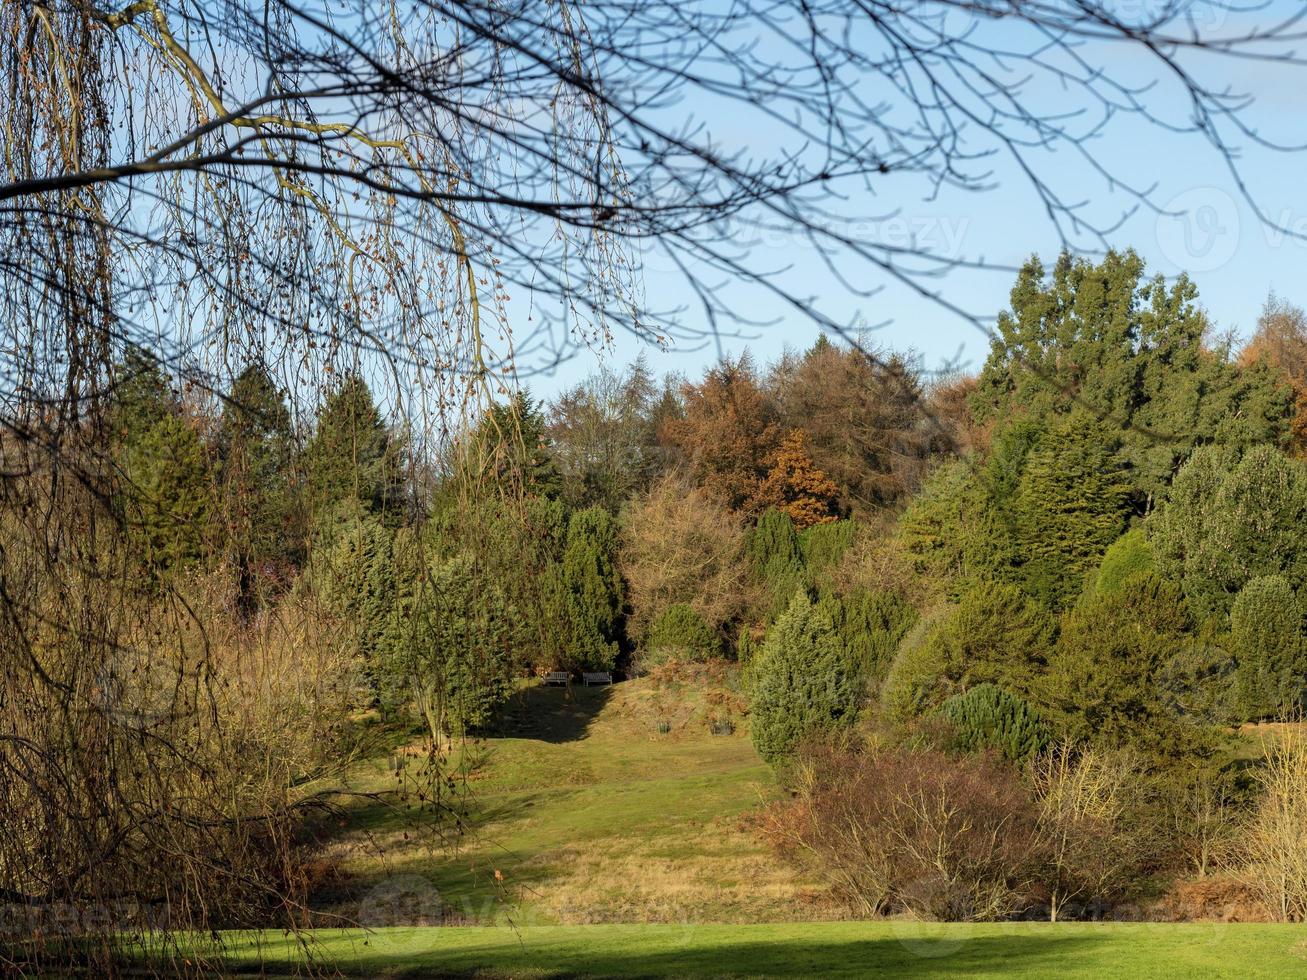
[938,683,1051,763]
[882,580,1055,722]
[646,604,722,665]
[311,510,395,693]
[120,411,216,577]
[468,392,562,500]
[750,591,861,765]
[826,587,916,686]
[974,250,1292,502]
[1152,444,1307,621]
[1041,573,1210,760]
[304,373,405,524]
[216,361,297,611]
[1085,527,1155,598]
[1231,575,1306,721]
[799,519,858,580]
[750,507,810,619]
[380,548,518,738]
[558,506,624,671]
[1014,411,1133,608]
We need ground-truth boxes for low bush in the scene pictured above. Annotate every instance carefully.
[1031,744,1156,921]
[937,683,1051,764]
[643,603,723,669]
[1240,728,1307,921]
[763,743,1041,920]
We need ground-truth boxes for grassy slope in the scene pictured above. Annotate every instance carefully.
[224,922,1307,978]
[315,679,825,926]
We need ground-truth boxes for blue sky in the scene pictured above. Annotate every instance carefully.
[521,2,1307,399]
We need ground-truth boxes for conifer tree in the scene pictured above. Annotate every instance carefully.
[751,591,861,765]
[217,362,297,611]
[938,683,1051,763]
[559,506,624,671]
[304,373,405,525]
[1152,445,1307,621]
[750,507,810,620]
[751,429,841,529]
[1014,411,1133,607]
[1231,576,1306,721]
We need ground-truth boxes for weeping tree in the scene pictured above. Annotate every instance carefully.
[3,0,1307,972]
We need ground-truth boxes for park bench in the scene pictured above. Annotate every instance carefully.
[544,671,569,686]
[582,671,613,686]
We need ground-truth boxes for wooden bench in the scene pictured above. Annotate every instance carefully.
[582,671,613,686]
[543,671,569,686]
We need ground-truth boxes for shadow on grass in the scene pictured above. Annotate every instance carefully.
[491,683,614,744]
[222,930,1110,979]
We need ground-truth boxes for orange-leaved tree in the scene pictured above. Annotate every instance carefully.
[752,429,841,530]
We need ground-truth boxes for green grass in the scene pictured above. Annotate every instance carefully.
[314,678,821,926]
[217,922,1307,978]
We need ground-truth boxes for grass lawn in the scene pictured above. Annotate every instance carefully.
[216,922,1307,978]
[313,676,825,926]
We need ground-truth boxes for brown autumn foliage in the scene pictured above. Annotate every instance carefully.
[660,354,780,514]
[925,373,991,458]
[619,474,757,640]
[1240,296,1307,456]
[750,429,841,530]
[770,338,938,514]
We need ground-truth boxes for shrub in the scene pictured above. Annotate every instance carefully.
[620,475,754,639]
[833,588,916,686]
[750,507,810,619]
[764,743,1041,920]
[1240,729,1307,921]
[1031,744,1156,921]
[750,591,861,765]
[643,603,722,668]
[1231,575,1306,721]
[937,684,1051,763]
[1086,527,1154,598]
[799,519,857,579]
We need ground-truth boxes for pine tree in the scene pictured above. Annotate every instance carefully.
[974,250,1292,502]
[938,683,1051,763]
[1041,573,1209,760]
[882,580,1055,722]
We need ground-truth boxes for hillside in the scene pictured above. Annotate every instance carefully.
[311,675,832,928]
